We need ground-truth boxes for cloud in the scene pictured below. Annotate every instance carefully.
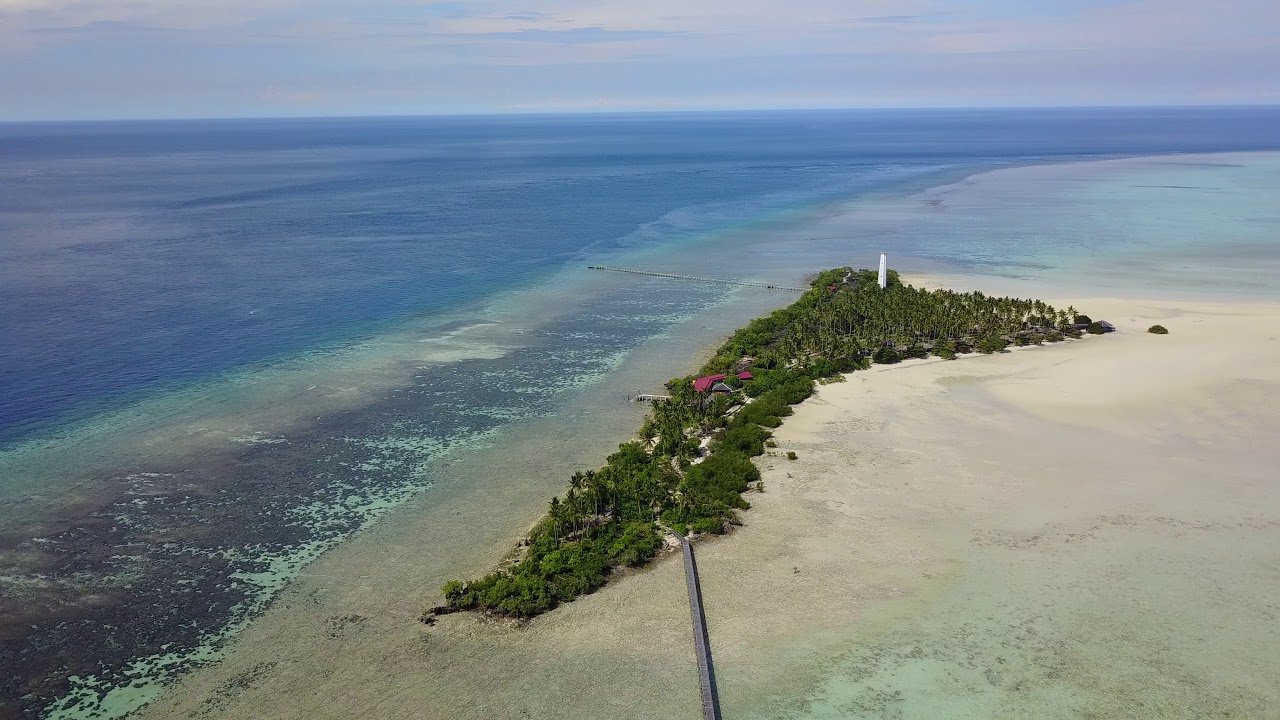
[468,26,679,44]
[419,2,481,19]
[27,19,155,35]
[504,10,553,21]
[2,0,1278,119]
[854,14,943,24]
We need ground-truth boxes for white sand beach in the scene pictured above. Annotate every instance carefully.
[140,289,1280,720]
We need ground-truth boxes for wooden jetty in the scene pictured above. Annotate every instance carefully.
[588,265,806,293]
[630,393,671,403]
[680,536,723,720]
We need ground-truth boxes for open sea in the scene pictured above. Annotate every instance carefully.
[2,107,1279,718]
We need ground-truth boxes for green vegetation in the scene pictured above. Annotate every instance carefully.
[1148,324,1169,334]
[873,345,902,364]
[977,335,1009,354]
[433,268,1096,619]
[933,339,958,360]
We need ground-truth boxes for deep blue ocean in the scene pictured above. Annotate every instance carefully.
[4,107,1280,446]
[3,107,1280,719]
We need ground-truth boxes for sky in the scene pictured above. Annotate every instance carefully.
[1,0,1277,120]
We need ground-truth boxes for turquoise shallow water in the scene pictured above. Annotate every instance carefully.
[3,110,1280,718]
[833,152,1280,299]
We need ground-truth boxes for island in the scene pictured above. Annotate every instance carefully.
[429,267,1107,619]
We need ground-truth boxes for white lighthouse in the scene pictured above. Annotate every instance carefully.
[877,252,888,289]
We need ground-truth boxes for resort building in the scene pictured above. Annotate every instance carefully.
[692,372,754,393]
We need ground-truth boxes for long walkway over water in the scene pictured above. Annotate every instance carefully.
[679,536,723,720]
[588,265,807,292]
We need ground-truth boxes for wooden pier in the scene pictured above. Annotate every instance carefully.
[588,265,806,293]
[680,536,723,720]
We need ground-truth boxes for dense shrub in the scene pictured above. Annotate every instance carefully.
[462,573,556,618]
[741,368,794,397]
[772,377,815,404]
[607,522,664,567]
[977,336,1008,354]
[873,345,902,364]
[712,423,772,457]
[689,517,726,535]
[1148,324,1169,335]
[682,451,760,509]
[1086,321,1106,335]
[734,399,785,428]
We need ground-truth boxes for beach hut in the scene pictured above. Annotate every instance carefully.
[1097,320,1116,333]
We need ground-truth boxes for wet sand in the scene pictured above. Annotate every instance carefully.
[139,290,1280,719]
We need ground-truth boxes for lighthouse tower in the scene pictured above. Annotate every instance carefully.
[877,252,888,289]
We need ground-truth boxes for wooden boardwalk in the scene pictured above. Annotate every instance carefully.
[679,536,723,720]
[588,265,806,293]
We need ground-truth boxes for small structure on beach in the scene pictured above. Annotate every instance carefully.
[1070,319,1116,334]
[878,252,888,289]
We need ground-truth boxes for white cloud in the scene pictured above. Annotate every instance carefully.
[2,0,1277,118]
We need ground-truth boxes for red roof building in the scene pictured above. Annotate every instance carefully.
[693,373,726,393]
[693,371,754,393]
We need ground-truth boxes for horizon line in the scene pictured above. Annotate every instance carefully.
[5,102,1280,125]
